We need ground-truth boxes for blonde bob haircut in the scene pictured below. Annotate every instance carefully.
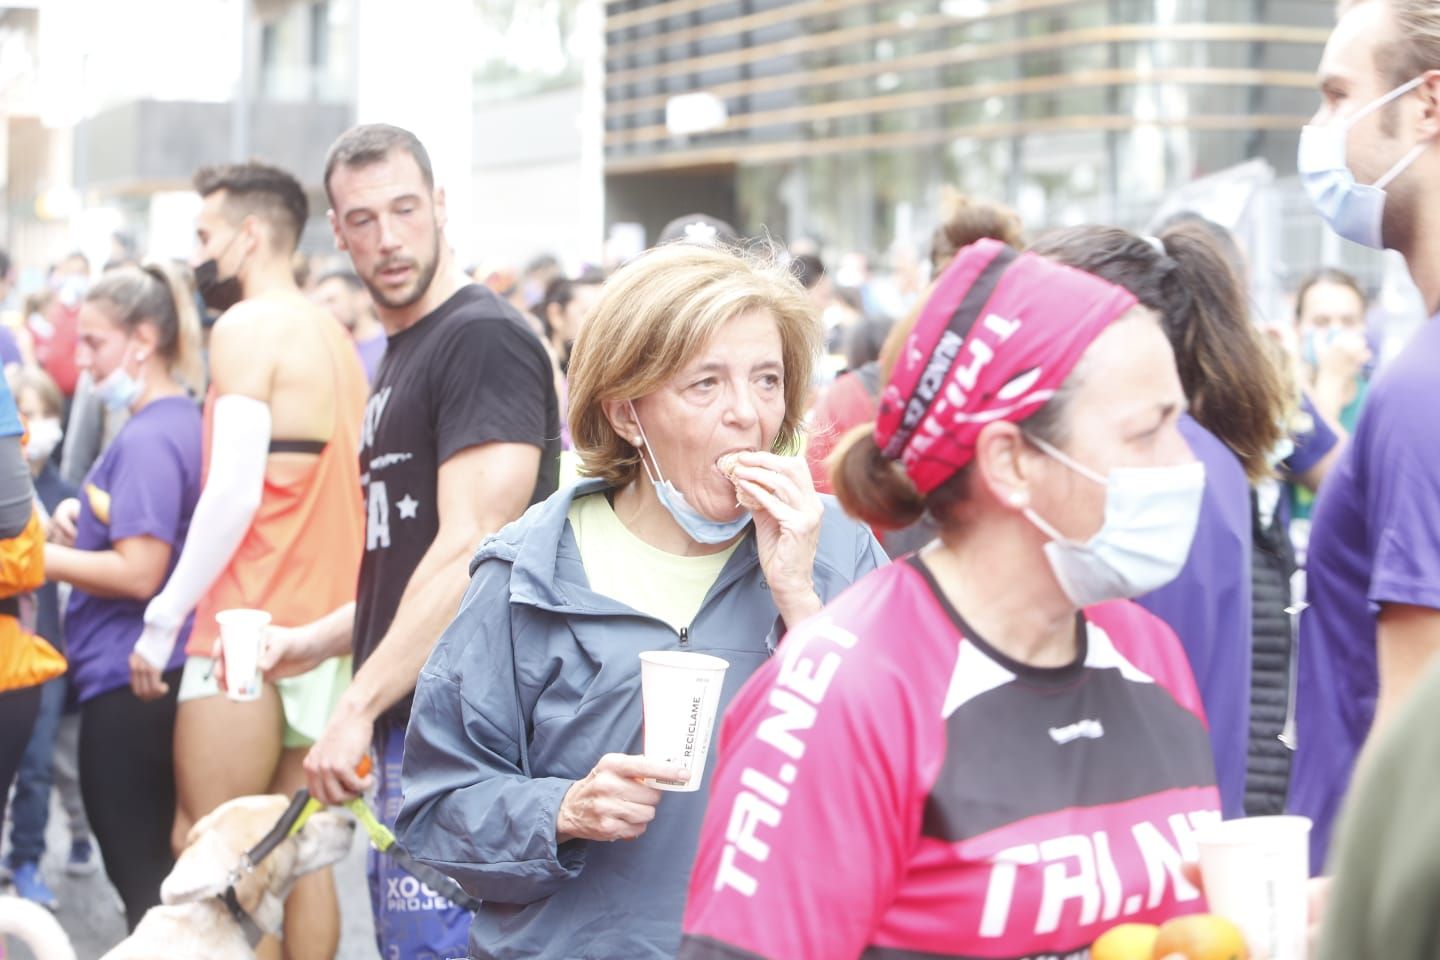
[568,241,822,488]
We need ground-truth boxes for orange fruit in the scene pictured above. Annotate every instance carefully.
[1151,914,1248,960]
[1092,923,1160,960]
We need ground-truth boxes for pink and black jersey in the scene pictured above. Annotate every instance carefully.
[680,557,1220,960]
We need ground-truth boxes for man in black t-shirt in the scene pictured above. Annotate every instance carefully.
[262,124,558,957]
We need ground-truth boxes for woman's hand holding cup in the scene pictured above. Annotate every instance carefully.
[556,753,689,843]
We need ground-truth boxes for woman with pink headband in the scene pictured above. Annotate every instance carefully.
[679,239,1221,960]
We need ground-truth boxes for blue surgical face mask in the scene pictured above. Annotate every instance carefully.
[1301,327,1339,369]
[93,343,148,412]
[629,402,752,545]
[1021,434,1206,608]
[1298,75,1432,250]
[1302,326,1374,381]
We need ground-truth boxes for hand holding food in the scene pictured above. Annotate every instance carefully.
[717,450,824,625]
[717,451,754,509]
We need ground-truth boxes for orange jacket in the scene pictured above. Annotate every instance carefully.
[0,507,65,693]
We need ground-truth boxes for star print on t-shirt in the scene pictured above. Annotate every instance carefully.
[396,495,419,520]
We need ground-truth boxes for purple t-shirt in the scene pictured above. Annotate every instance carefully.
[356,333,386,385]
[1290,312,1440,871]
[1285,392,1340,479]
[1137,414,1252,819]
[0,326,22,367]
[65,396,203,702]
[1282,392,1341,531]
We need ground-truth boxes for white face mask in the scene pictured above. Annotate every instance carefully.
[1298,75,1432,250]
[94,341,149,412]
[24,417,62,465]
[1021,434,1206,608]
[628,402,753,545]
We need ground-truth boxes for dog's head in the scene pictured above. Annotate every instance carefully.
[159,795,355,934]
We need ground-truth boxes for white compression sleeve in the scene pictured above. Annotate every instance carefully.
[135,394,271,667]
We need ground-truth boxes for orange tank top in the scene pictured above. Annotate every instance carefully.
[188,315,368,654]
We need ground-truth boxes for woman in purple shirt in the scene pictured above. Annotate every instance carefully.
[42,262,204,930]
[1031,221,1290,819]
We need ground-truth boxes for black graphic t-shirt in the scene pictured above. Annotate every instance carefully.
[355,284,559,733]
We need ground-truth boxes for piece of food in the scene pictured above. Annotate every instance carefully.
[718,451,763,510]
[717,452,743,480]
[1092,923,1159,960]
[1151,914,1248,960]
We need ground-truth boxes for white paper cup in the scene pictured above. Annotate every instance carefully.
[1195,815,1312,960]
[639,651,730,792]
[216,609,271,702]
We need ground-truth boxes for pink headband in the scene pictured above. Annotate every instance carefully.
[874,239,1138,494]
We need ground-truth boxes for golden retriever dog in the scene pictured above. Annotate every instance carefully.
[99,795,354,960]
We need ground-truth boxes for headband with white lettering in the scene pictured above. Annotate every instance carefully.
[874,238,1138,494]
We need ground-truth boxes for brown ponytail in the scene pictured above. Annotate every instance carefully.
[930,189,1024,275]
[833,299,931,530]
[1155,222,1285,480]
[144,261,205,395]
[829,424,927,530]
[829,293,1005,532]
[1029,223,1286,482]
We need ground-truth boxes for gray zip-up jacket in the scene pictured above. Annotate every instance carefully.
[397,478,887,959]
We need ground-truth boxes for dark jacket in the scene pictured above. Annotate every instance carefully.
[1246,486,1298,816]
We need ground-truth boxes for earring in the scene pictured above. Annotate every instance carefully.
[1008,492,1026,507]
[633,436,643,447]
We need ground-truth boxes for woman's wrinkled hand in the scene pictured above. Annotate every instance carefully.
[556,753,688,843]
[731,451,824,625]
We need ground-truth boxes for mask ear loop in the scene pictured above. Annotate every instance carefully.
[1021,503,1073,545]
[1338,74,1428,134]
[1023,432,1108,486]
[1374,140,1432,190]
[627,401,667,488]
[1018,432,1107,547]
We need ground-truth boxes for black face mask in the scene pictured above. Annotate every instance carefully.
[194,257,244,313]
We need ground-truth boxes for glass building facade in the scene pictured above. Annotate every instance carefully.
[602,0,1332,255]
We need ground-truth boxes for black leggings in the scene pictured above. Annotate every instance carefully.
[0,683,43,827]
[79,672,181,932]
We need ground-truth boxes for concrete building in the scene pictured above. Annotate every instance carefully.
[470,0,606,274]
[601,0,1337,270]
[2,0,607,279]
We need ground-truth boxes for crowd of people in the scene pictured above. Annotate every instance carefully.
[0,0,1438,958]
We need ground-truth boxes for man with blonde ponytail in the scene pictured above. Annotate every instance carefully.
[1289,0,1440,873]
[135,161,368,959]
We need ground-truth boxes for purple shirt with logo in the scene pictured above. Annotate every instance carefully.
[1137,414,1252,819]
[65,396,202,702]
[1290,312,1440,871]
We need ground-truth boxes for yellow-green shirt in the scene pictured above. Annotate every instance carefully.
[567,492,739,634]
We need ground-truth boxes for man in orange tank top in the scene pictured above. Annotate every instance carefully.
[132,162,368,960]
